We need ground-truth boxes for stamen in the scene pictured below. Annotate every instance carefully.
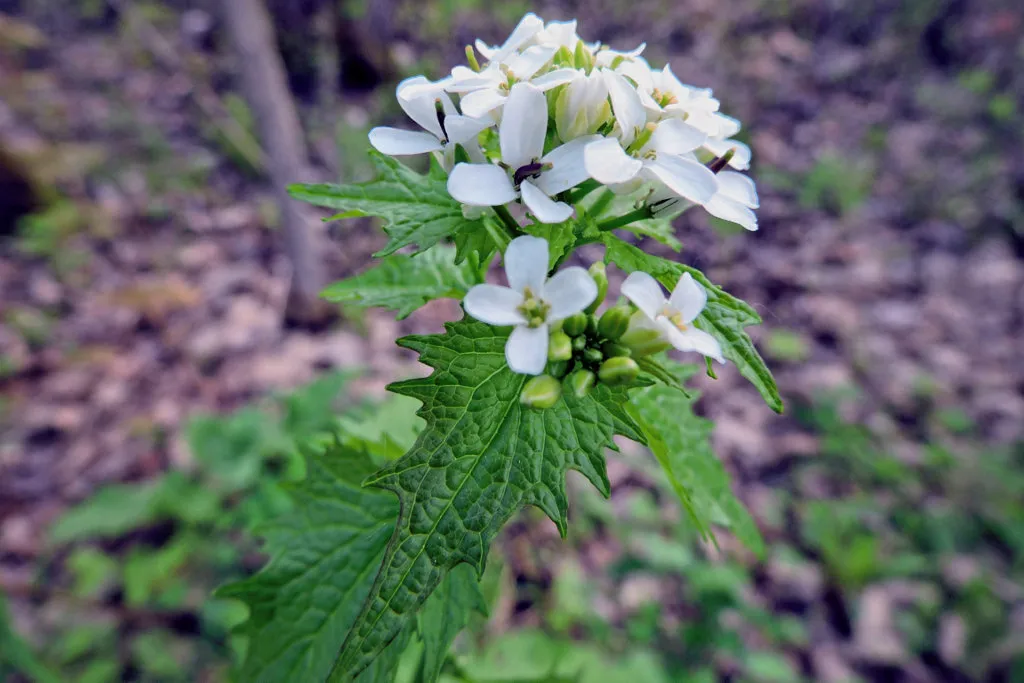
[513,161,546,188]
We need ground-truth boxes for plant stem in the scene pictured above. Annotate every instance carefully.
[587,188,615,218]
[492,205,521,237]
[565,179,601,205]
[597,206,654,232]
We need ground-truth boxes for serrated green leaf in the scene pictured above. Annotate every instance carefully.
[417,563,487,683]
[603,236,782,412]
[331,318,645,679]
[628,371,765,556]
[289,151,484,256]
[522,221,577,270]
[620,216,682,251]
[218,442,399,683]
[322,246,478,320]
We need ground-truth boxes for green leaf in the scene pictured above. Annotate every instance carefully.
[0,594,63,683]
[620,216,681,251]
[628,369,765,556]
[522,221,578,270]
[331,318,645,679]
[603,236,782,412]
[218,441,399,683]
[289,151,484,256]
[417,563,487,683]
[322,246,478,320]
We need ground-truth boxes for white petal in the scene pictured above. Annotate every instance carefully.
[464,284,525,325]
[583,138,643,185]
[474,38,496,60]
[668,272,707,323]
[644,156,717,205]
[650,118,707,155]
[543,267,597,320]
[398,75,453,101]
[712,113,741,139]
[531,68,578,91]
[443,114,491,144]
[507,45,556,80]
[621,271,667,320]
[661,323,724,363]
[446,65,500,93]
[459,89,507,118]
[704,138,751,170]
[395,76,445,139]
[704,194,758,231]
[504,235,549,294]
[506,324,549,375]
[520,180,573,224]
[447,163,517,206]
[534,135,600,195]
[715,171,759,207]
[491,12,544,61]
[616,59,654,92]
[603,69,646,146]
[500,83,547,169]
[368,127,443,155]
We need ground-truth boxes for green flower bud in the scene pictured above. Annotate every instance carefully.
[598,305,631,340]
[548,331,572,362]
[554,44,575,67]
[598,357,640,385]
[562,312,588,337]
[601,341,632,358]
[520,375,562,409]
[582,347,603,365]
[547,360,570,379]
[569,369,596,398]
[571,335,587,352]
[585,313,599,336]
[573,39,593,72]
[620,327,672,357]
[585,262,608,314]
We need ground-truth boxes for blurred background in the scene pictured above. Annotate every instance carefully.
[0,0,1022,681]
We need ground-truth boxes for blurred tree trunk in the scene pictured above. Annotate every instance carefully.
[217,0,333,326]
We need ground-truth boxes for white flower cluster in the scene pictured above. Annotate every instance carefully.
[368,12,759,230]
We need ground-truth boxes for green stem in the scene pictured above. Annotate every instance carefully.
[597,206,654,232]
[587,188,615,218]
[492,205,521,237]
[564,179,601,205]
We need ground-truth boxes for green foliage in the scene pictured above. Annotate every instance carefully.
[798,153,873,217]
[322,245,480,319]
[290,152,486,257]
[629,362,764,556]
[603,236,783,412]
[330,318,646,679]
[0,594,63,683]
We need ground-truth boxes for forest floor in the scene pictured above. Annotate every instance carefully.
[1,1,1023,681]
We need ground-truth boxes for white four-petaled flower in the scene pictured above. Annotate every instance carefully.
[447,83,597,223]
[464,236,597,375]
[621,271,725,363]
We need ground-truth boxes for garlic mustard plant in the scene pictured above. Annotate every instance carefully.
[232,12,782,683]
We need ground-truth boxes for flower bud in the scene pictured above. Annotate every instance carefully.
[571,335,587,352]
[573,40,593,72]
[548,331,573,362]
[597,306,631,340]
[569,369,596,398]
[520,375,562,409]
[554,45,575,68]
[585,313,599,336]
[598,357,640,385]
[601,341,631,358]
[620,327,672,357]
[585,262,607,314]
[547,360,570,379]
[582,347,603,365]
[464,45,481,72]
[562,312,588,337]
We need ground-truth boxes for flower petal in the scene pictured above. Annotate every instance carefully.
[643,156,717,205]
[603,69,646,146]
[543,267,597,320]
[705,194,758,231]
[704,138,751,170]
[668,272,707,323]
[395,76,446,139]
[621,271,667,320]
[531,68,578,91]
[716,171,759,207]
[507,45,557,80]
[443,114,491,144]
[500,83,548,169]
[650,118,707,155]
[535,135,601,194]
[490,12,544,61]
[464,284,526,325]
[368,127,443,155]
[583,138,643,185]
[459,89,507,118]
[504,235,549,294]
[520,180,574,224]
[447,163,517,206]
[505,323,549,375]
[660,323,724,363]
